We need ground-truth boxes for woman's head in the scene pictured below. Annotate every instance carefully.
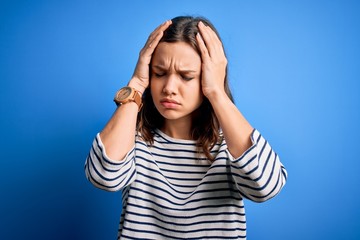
[137,16,233,160]
[160,16,217,54]
[150,41,203,124]
[158,15,233,99]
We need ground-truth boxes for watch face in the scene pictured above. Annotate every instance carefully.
[117,87,132,100]
[114,86,142,108]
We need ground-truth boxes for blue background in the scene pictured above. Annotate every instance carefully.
[1,0,359,239]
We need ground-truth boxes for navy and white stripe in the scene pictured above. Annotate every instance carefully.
[85,129,287,239]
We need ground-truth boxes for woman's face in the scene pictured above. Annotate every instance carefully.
[150,41,203,123]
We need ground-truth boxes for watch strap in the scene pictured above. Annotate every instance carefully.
[114,87,143,111]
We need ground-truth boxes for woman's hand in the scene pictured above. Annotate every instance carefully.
[129,20,172,94]
[196,21,227,99]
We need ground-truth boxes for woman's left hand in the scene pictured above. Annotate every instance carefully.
[196,21,227,99]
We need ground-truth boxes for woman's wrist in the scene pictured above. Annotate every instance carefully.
[127,77,147,95]
[205,87,228,104]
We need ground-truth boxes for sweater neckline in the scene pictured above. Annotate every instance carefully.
[154,128,197,144]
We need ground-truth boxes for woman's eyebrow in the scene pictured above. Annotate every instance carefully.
[152,65,197,73]
[178,70,197,74]
[152,65,166,70]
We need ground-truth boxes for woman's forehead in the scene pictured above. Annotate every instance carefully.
[152,42,201,70]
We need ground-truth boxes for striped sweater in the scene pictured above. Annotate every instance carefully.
[85,128,287,239]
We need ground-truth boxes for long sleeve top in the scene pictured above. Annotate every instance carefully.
[85,128,287,239]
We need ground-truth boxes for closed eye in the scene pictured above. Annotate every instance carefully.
[154,72,165,77]
[182,75,194,81]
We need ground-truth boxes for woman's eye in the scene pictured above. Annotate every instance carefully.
[155,73,165,77]
[182,76,194,81]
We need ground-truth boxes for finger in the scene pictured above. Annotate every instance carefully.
[147,32,162,49]
[145,20,172,49]
[196,31,209,61]
[139,20,171,61]
[198,22,217,58]
[154,19,172,32]
[198,21,224,58]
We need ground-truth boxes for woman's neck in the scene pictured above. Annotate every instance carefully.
[161,119,192,140]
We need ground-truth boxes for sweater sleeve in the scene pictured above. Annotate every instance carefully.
[84,133,137,192]
[228,129,288,202]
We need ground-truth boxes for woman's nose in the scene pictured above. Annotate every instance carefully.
[162,75,177,95]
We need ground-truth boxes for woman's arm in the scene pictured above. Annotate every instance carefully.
[207,91,253,158]
[197,22,287,201]
[85,134,137,192]
[197,21,253,158]
[228,129,288,202]
[99,20,172,161]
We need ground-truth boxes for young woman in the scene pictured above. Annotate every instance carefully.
[85,16,287,239]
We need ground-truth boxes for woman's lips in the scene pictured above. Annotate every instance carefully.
[160,99,180,108]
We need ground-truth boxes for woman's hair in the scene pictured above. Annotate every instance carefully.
[137,16,234,161]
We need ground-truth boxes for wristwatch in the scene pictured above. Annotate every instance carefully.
[113,87,143,111]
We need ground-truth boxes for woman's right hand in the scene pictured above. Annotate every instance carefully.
[129,20,172,94]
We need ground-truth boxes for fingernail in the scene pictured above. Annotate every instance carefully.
[196,32,203,42]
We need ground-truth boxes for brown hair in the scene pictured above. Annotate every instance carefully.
[137,16,234,161]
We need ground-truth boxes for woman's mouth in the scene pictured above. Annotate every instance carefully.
[160,99,180,108]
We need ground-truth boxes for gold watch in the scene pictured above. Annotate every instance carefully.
[113,87,143,111]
